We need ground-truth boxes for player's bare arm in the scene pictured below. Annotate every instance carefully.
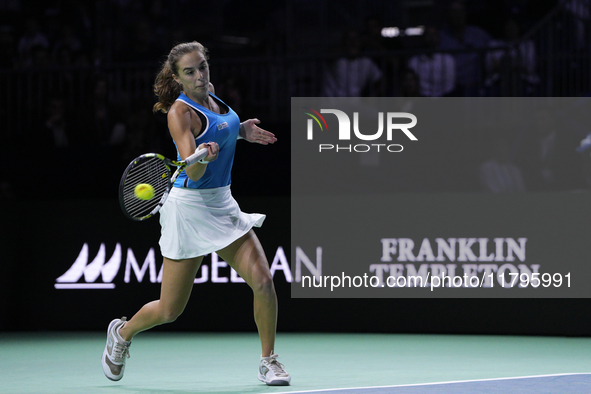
[168,103,218,181]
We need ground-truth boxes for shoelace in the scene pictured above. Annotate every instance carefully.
[265,354,288,377]
[112,342,131,362]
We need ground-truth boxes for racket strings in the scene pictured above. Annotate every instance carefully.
[122,157,170,218]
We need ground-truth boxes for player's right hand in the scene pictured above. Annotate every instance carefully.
[198,142,219,163]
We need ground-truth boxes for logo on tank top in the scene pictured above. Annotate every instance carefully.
[217,122,229,130]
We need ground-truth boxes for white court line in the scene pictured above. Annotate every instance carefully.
[273,372,591,394]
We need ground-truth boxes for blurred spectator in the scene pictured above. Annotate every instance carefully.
[362,16,389,55]
[322,29,383,97]
[399,68,423,98]
[577,132,591,189]
[479,136,526,193]
[35,96,76,148]
[563,0,590,49]
[0,1,19,69]
[54,46,74,67]
[89,46,106,67]
[147,0,170,52]
[119,103,166,168]
[362,15,402,95]
[29,44,51,68]
[0,27,16,68]
[52,24,82,59]
[17,17,49,67]
[484,17,539,96]
[438,1,491,96]
[407,26,456,97]
[562,0,591,94]
[0,0,21,14]
[516,107,585,191]
[79,76,127,146]
[397,68,423,113]
[117,15,162,63]
[74,46,106,68]
[53,45,78,97]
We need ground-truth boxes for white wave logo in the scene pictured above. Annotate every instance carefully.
[55,243,121,289]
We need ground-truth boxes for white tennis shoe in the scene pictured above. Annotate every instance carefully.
[258,352,291,386]
[102,317,131,381]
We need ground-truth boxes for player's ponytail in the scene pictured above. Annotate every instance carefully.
[153,61,180,113]
[153,41,209,114]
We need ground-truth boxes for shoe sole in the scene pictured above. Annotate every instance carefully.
[102,319,123,381]
[258,373,291,386]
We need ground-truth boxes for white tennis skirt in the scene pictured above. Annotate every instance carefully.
[158,185,265,260]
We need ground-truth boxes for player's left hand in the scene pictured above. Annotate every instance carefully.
[241,119,277,145]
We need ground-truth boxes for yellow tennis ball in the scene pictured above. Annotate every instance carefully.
[134,183,155,200]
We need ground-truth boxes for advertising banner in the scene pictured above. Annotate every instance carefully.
[291,97,591,298]
[2,197,291,330]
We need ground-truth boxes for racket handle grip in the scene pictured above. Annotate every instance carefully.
[184,147,209,166]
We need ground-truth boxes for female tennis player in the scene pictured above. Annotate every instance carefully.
[102,41,290,386]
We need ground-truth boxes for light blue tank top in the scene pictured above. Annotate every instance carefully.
[173,92,241,189]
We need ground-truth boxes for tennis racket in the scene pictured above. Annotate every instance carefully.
[119,148,209,221]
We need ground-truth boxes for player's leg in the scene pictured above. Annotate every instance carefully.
[119,256,203,340]
[103,256,202,381]
[217,230,276,355]
[217,230,290,386]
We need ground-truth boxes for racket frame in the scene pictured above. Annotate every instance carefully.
[119,148,209,221]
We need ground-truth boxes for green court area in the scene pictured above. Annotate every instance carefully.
[1,332,590,393]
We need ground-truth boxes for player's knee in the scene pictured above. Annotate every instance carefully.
[252,271,275,296]
[160,306,183,324]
